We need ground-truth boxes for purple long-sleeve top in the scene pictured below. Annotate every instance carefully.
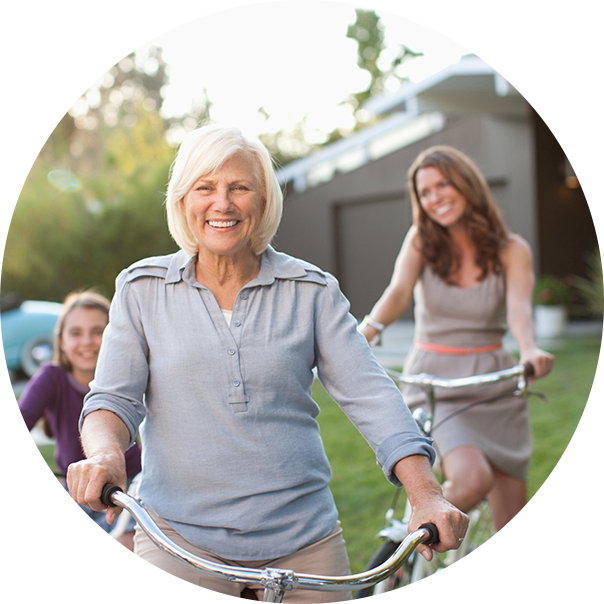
[18,363,141,478]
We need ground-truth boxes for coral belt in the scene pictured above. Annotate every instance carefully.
[414,341,502,355]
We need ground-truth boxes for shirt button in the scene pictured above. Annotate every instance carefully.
[234,320,241,327]
[228,348,236,355]
[233,380,241,387]
[241,292,249,300]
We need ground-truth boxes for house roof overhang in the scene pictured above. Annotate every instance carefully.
[276,55,528,192]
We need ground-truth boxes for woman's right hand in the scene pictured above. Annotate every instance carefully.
[66,452,127,526]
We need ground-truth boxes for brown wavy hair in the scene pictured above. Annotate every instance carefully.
[408,146,510,283]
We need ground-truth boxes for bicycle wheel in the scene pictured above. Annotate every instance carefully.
[445,501,502,604]
[354,540,412,598]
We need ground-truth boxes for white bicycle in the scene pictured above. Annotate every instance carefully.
[355,362,545,597]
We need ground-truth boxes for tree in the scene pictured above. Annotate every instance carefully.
[481,0,604,51]
[3,103,178,302]
[258,9,424,166]
[2,46,196,302]
[344,8,423,120]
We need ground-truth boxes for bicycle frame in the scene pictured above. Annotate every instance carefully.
[363,363,539,592]
[102,485,438,602]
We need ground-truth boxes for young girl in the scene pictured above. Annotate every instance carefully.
[359,146,554,531]
[19,290,142,549]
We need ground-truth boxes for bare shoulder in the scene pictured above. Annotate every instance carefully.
[501,233,533,263]
[402,225,422,252]
[501,234,533,270]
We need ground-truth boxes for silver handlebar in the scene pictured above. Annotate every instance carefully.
[105,488,437,602]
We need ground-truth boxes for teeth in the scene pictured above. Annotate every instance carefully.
[435,203,452,216]
[208,220,238,228]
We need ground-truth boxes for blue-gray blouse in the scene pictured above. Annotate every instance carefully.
[81,246,434,560]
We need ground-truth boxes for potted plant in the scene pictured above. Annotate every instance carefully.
[533,275,573,339]
[572,248,603,319]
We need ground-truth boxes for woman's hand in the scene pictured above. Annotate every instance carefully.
[521,347,555,379]
[394,455,468,561]
[67,409,131,526]
[407,491,469,561]
[67,452,127,526]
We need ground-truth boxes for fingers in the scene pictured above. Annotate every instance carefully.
[428,509,469,554]
[66,455,127,515]
[106,506,122,526]
[409,497,469,556]
[522,349,555,379]
[416,543,433,562]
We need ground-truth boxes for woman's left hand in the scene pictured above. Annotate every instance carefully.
[521,347,555,379]
[394,455,468,561]
[408,493,469,561]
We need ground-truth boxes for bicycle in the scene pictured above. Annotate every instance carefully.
[0,465,136,604]
[99,483,440,602]
[355,362,546,597]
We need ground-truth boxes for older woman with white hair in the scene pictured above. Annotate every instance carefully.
[67,123,467,601]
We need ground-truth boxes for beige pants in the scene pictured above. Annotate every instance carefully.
[134,512,352,602]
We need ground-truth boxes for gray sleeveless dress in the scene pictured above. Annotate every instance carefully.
[402,266,532,480]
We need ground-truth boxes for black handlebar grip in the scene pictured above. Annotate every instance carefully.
[100,483,122,507]
[523,362,535,378]
[419,522,440,545]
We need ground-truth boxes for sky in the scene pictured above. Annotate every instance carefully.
[0,0,494,132]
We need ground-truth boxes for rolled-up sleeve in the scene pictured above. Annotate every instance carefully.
[314,274,435,486]
[80,272,149,448]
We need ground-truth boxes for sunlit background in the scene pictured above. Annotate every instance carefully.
[68,3,466,147]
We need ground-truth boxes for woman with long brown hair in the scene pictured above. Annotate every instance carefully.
[359,145,554,531]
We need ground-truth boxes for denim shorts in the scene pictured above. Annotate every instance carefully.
[48,504,136,591]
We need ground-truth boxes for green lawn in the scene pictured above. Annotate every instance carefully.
[0,338,604,604]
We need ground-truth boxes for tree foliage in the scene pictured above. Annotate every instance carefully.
[2,47,197,302]
[482,0,604,51]
[260,9,423,166]
[344,9,423,116]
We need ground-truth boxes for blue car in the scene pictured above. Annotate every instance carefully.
[1,295,63,378]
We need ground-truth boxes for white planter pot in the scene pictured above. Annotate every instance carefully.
[534,305,568,339]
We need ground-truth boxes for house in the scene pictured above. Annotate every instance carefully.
[273,55,596,320]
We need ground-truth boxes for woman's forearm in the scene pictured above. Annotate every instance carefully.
[80,409,130,460]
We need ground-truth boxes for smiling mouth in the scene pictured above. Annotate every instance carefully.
[208,220,239,228]
[434,203,453,216]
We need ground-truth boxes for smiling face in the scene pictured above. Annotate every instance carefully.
[415,166,468,230]
[181,154,265,263]
[59,306,108,385]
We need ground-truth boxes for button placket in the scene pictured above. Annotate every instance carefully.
[225,287,251,412]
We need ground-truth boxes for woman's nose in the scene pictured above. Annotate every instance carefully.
[213,187,233,210]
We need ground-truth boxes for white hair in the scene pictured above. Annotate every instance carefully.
[166,123,283,256]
